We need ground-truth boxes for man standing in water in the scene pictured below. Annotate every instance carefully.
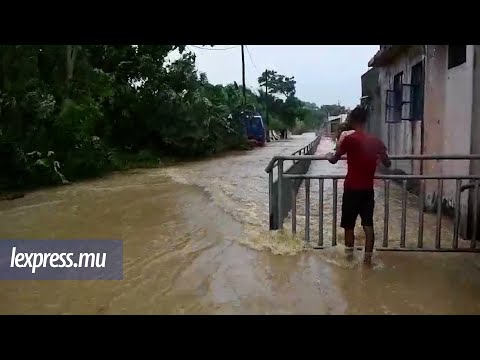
[326,106,391,264]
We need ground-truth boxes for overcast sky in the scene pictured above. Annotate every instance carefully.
[184,45,379,109]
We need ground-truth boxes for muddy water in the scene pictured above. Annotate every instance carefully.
[1,133,480,314]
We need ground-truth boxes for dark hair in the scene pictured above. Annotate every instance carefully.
[348,106,367,125]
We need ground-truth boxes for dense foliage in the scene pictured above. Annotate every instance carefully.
[0,45,349,190]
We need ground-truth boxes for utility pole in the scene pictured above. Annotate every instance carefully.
[265,70,270,142]
[241,45,246,107]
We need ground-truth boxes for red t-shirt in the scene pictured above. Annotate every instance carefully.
[337,130,387,190]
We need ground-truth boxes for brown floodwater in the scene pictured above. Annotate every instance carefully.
[1,133,480,314]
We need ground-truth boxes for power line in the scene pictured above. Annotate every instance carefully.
[245,45,258,70]
[189,45,240,51]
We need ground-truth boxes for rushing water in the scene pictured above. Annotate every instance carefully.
[1,133,480,314]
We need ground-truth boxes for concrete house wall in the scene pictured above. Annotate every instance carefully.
[423,45,475,236]
[470,45,480,239]
[376,46,424,175]
[368,45,479,239]
[361,68,381,138]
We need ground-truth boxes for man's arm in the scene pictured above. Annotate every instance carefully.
[327,135,348,164]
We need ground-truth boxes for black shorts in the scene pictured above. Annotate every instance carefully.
[340,189,375,229]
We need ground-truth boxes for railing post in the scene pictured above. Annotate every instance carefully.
[453,179,461,249]
[383,180,389,247]
[400,180,407,248]
[332,179,338,246]
[418,180,425,248]
[278,159,284,230]
[471,180,479,249]
[305,179,310,244]
[269,170,274,229]
[318,179,324,246]
[291,186,296,234]
[435,179,443,249]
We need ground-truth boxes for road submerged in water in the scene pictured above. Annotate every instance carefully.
[1,132,480,314]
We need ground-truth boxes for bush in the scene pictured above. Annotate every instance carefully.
[0,46,257,191]
[0,142,30,189]
[110,149,160,170]
[60,137,112,180]
[25,150,69,186]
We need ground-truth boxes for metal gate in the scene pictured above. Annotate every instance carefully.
[265,154,480,252]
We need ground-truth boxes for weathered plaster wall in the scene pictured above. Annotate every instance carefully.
[377,46,424,175]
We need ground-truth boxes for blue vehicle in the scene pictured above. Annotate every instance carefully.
[241,112,266,146]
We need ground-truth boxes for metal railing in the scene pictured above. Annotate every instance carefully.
[267,135,322,230]
[267,135,321,171]
[266,154,480,252]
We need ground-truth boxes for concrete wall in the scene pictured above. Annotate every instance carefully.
[471,46,480,170]
[372,86,382,140]
[471,46,480,173]
[423,45,447,209]
[469,46,480,239]
[370,45,478,239]
[443,45,474,176]
[361,68,378,97]
[422,45,477,237]
[377,46,424,175]
[442,45,475,231]
[421,46,474,230]
[423,45,446,165]
[361,68,382,139]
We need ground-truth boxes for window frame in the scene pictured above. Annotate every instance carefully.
[385,89,397,123]
[410,60,425,121]
[393,72,404,122]
[385,71,405,123]
[400,84,414,121]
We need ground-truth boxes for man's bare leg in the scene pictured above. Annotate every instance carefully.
[363,226,374,265]
[344,229,355,261]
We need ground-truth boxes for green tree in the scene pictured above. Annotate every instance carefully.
[257,69,302,137]
[258,70,296,98]
[0,44,349,191]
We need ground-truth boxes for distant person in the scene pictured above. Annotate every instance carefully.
[326,106,391,265]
